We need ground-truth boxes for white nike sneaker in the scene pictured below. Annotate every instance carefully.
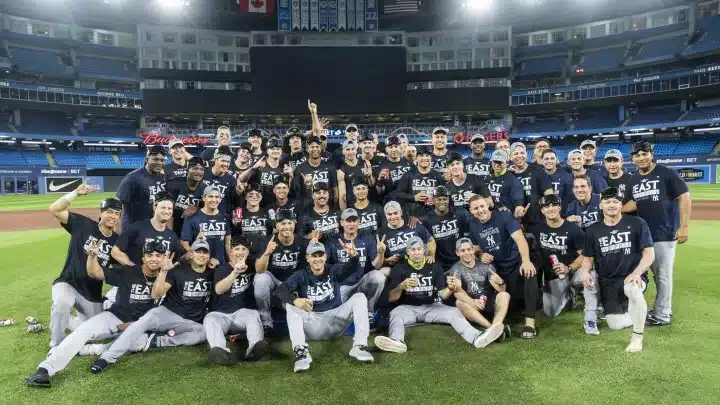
[473,324,504,348]
[78,343,110,356]
[374,336,407,353]
[584,321,600,336]
[349,345,374,362]
[293,345,312,373]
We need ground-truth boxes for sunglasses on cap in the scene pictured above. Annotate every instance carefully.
[187,157,205,167]
[539,194,561,207]
[631,141,653,155]
[346,128,358,133]
[600,187,623,201]
[471,138,485,144]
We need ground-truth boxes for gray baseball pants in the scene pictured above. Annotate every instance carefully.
[340,270,386,313]
[204,308,263,352]
[572,270,601,323]
[388,303,481,345]
[100,306,206,364]
[286,293,369,348]
[543,275,573,318]
[254,272,282,328]
[649,241,676,322]
[50,282,104,347]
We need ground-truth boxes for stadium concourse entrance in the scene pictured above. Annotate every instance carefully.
[1,174,29,194]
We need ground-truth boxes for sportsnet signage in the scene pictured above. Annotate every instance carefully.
[138,129,210,146]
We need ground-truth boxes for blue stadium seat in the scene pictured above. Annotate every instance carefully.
[628,35,687,65]
[9,47,74,77]
[578,47,626,72]
[85,153,118,168]
[21,151,49,167]
[684,16,720,56]
[571,110,619,130]
[0,151,28,166]
[17,110,72,135]
[682,106,720,122]
[626,107,683,126]
[118,152,146,167]
[521,56,566,75]
[673,138,718,155]
[77,56,136,81]
[515,119,566,134]
[53,151,87,167]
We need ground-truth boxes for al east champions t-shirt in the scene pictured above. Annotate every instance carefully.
[210,264,256,314]
[445,174,491,210]
[264,236,309,281]
[422,210,471,270]
[487,171,525,211]
[463,156,491,180]
[181,210,231,264]
[116,167,167,228]
[55,213,119,302]
[469,210,522,274]
[389,261,445,306]
[165,177,207,238]
[378,224,432,258]
[583,215,654,279]
[283,257,360,312]
[530,220,584,280]
[394,169,445,217]
[565,194,602,229]
[115,219,185,265]
[162,263,213,323]
[301,208,341,239]
[292,160,338,202]
[104,265,157,322]
[328,234,377,285]
[201,169,237,218]
[354,203,385,233]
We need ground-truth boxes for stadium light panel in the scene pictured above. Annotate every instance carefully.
[157,0,190,10]
[463,0,494,11]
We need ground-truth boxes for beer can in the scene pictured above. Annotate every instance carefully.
[25,317,38,325]
[550,254,566,279]
[479,295,488,304]
[167,330,176,337]
[27,324,44,333]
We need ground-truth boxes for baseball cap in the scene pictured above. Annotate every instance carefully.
[631,140,653,155]
[341,208,359,221]
[455,237,473,250]
[168,138,184,149]
[187,156,205,168]
[248,128,262,138]
[142,240,166,255]
[567,149,583,158]
[146,145,167,156]
[345,123,359,132]
[273,174,291,188]
[191,239,210,252]
[491,149,508,162]
[245,183,262,195]
[580,139,597,149]
[153,191,174,205]
[539,194,562,207]
[386,135,401,147]
[306,241,326,255]
[434,185,450,198]
[343,140,358,150]
[406,236,425,250]
[416,145,433,156]
[275,209,297,222]
[600,187,623,201]
[286,127,303,138]
[202,185,221,197]
[100,198,122,212]
[352,176,369,188]
[358,132,374,143]
[432,127,449,135]
[306,136,322,146]
[214,145,233,159]
[509,142,527,152]
[604,149,623,160]
[238,142,253,152]
[471,134,485,143]
[312,182,329,193]
[230,235,251,248]
[267,137,282,149]
[384,201,402,215]
[446,152,463,164]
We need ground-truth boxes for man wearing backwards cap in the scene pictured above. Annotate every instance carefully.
[567,149,608,195]
[430,126,450,176]
[578,187,654,352]
[292,135,338,208]
[229,142,253,177]
[25,240,163,388]
[254,209,309,330]
[419,185,472,271]
[487,149,524,216]
[268,174,301,222]
[375,135,415,203]
[378,201,436,267]
[301,182,341,241]
[282,126,307,170]
[181,186,231,266]
[624,140,690,327]
[204,235,268,366]
[45,180,121,348]
[508,142,555,227]
[603,149,631,197]
[236,183,273,252]
[338,139,372,209]
[275,239,372,372]
[202,145,240,219]
[374,236,497,353]
[445,151,492,213]
[164,137,193,180]
[91,239,214,373]
[351,176,386,233]
[393,145,445,218]
[463,133,491,180]
[580,139,608,177]
[166,157,208,238]
[116,144,167,230]
[239,137,294,207]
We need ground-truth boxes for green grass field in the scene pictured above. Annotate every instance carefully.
[0,221,719,404]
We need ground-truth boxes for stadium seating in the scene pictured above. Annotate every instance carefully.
[118,152,146,167]
[627,34,687,65]
[0,151,27,166]
[578,47,626,72]
[16,110,71,135]
[681,105,720,122]
[626,106,683,126]
[570,110,619,130]
[520,56,566,75]
[80,119,138,138]
[21,151,49,166]
[673,138,718,155]
[514,119,566,133]
[9,47,74,77]
[77,56,136,81]
[54,151,117,168]
[684,16,720,56]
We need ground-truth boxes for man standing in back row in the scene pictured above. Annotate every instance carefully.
[116,145,167,230]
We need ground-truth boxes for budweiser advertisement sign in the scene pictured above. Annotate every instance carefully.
[137,129,210,145]
[453,131,510,144]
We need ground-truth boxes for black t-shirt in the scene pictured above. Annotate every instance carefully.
[389,261,445,306]
[339,160,367,207]
[422,210,472,271]
[530,220,585,280]
[54,213,119,302]
[378,224,433,259]
[262,235,309,281]
[116,167,167,229]
[268,200,302,223]
[626,165,688,242]
[463,156,491,181]
[181,210,231,264]
[165,177,207,238]
[606,172,633,198]
[445,174,491,210]
[256,161,284,206]
[228,159,250,178]
[162,263,213,323]
[115,219,185,265]
[104,265,157,322]
[292,160,338,206]
[210,264,256,314]
[512,165,554,226]
[286,152,307,171]
[376,158,415,202]
[583,216,654,279]
[354,203,385,233]
[163,162,187,180]
[488,171,525,211]
[431,151,449,174]
[301,208,341,240]
[201,169,237,218]
[394,169,445,217]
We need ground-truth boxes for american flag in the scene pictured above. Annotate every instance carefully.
[384,0,421,14]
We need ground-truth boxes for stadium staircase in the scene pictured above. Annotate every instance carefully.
[45,152,57,168]
[112,153,121,165]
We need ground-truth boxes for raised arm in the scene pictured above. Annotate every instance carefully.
[86,241,105,281]
[48,181,93,224]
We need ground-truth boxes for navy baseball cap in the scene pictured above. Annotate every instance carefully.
[539,194,561,207]
[446,152,463,164]
[273,175,291,188]
[358,132,374,143]
[142,240,165,255]
[416,146,433,156]
[434,185,451,198]
[230,235,251,248]
[275,209,297,222]
[100,198,122,212]
[146,145,167,156]
[306,136,322,146]
[214,146,233,159]
[187,157,205,168]
[153,191,174,205]
[286,127,303,138]
[631,141,653,155]
[248,128,262,138]
[267,137,282,149]
[600,187,623,201]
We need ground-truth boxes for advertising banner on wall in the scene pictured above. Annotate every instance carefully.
[85,176,105,192]
[44,177,85,193]
[670,165,711,184]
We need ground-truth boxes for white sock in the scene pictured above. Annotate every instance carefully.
[626,332,644,353]
[624,283,647,353]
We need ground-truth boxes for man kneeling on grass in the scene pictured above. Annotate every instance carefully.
[274,240,373,373]
[89,240,213,373]
[446,237,510,342]
[374,237,499,353]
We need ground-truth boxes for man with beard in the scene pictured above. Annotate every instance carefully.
[46,182,121,348]
[580,139,608,176]
[166,157,207,238]
[268,175,301,222]
[229,142,253,177]
[203,145,240,219]
[579,187,654,352]
[487,150,524,215]
[283,126,307,170]
[90,240,214,373]
[567,149,608,194]
[237,183,273,255]
[239,137,293,206]
[116,145,167,229]
[201,126,233,162]
[358,132,384,176]
[276,241,373,372]
[509,142,554,227]
[406,145,417,164]
[378,201,436,267]
[565,175,602,229]
[374,237,497,353]
[530,138,551,167]
[204,235,267,365]
[393,146,445,219]
[375,135,414,204]
[293,135,338,208]
[181,186,231,266]
[529,195,586,321]
[420,186,471,271]
[338,139,373,209]
[603,149,631,196]
[542,149,574,213]
[351,177,385,233]
[164,138,192,180]
[301,182,341,241]
[467,196,539,339]
[25,240,162,388]
[624,140,691,327]
[445,152,492,214]
[463,134,491,180]
[254,209,309,331]
[328,208,387,323]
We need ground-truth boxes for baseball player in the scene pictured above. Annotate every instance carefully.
[236,183,273,253]
[164,138,193,180]
[246,128,266,165]
[90,240,213,373]
[275,241,373,372]
[463,134,491,180]
[406,145,417,164]
[47,182,121,348]
[624,140,691,326]
[375,135,414,204]
[603,149,631,200]
[267,175,301,222]
[509,142,555,227]
[358,132,384,176]
[239,137,293,206]
[378,201,436,267]
[580,139,609,176]
[292,135,338,208]
[420,186,472,271]
[165,156,207,238]
[229,142,253,177]
[200,126,232,162]
[181,186,231,266]
[300,182,341,241]
[116,144,167,230]
[430,127,450,175]
[578,187,654,352]
[283,126,308,170]
[565,174,602,229]
[330,123,359,169]
[202,145,240,219]
[445,152,492,213]
[351,176,385,233]
[487,150,524,215]
[531,138,551,167]
[204,235,267,365]
[495,139,511,153]
[393,146,445,219]
[542,149,574,212]
[567,149,608,194]
[25,240,164,388]
[374,237,498,353]
[338,139,373,209]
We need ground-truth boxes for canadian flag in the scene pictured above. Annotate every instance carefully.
[238,0,275,13]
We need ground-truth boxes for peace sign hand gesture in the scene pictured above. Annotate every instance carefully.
[338,239,357,258]
[376,235,387,255]
[161,253,179,273]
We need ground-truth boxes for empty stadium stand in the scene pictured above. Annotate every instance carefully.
[684,16,720,56]
[578,46,626,72]
[626,106,683,126]
[76,56,136,82]
[627,34,687,65]
[520,56,567,76]
[682,105,720,122]
[571,110,619,130]
[8,46,74,77]
[118,151,147,167]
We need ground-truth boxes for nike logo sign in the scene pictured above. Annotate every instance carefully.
[49,179,80,192]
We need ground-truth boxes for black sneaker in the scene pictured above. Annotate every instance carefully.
[208,347,237,366]
[646,314,672,326]
[263,325,274,339]
[245,340,268,362]
[25,368,51,388]
[90,359,108,374]
[497,324,512,343]
[368,316,378,333]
